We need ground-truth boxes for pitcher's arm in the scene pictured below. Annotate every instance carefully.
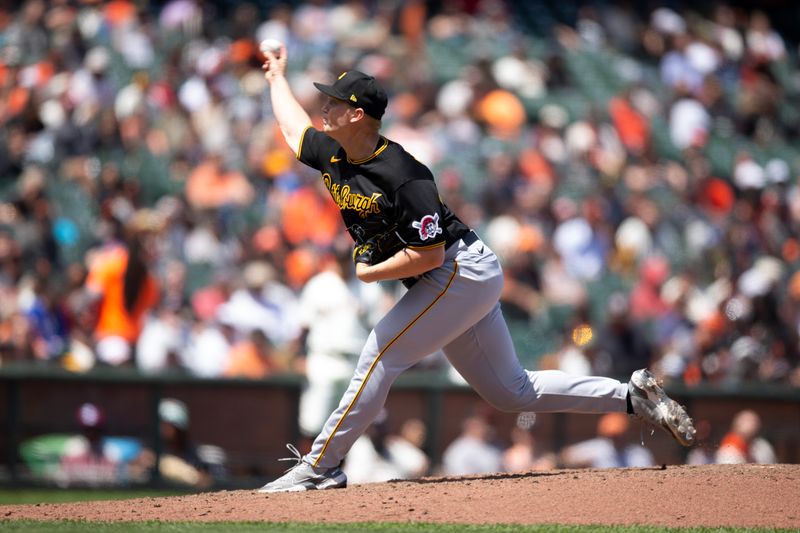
[262,45,312,156]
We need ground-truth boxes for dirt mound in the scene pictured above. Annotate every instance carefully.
[2,464,798,528]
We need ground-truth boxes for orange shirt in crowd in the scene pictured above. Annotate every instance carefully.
[719,432,750,461]
[609,97,649,153]
[223,340,277,380]
[85,246,159,342]
[280,187,341,247]
[185,160,254,210]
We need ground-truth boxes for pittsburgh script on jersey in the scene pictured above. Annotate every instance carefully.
[323,173,382,218]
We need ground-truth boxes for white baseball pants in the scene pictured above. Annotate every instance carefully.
[307,235,629,468]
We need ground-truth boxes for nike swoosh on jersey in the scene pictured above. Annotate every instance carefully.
[330,155,341,163]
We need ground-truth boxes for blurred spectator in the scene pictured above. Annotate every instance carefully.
[191,270,235,324]
[20,402,143,487]
[552,216,605,282]
[559,413,655,468]
[216,260,301,350]
[297,250,368,436]
[594,293,653,378]
[716,409,776,464]
[442,414,503,476]
[56,403,131,487]
[83,210,162,367]
[135,308,185,374]
[4,0,48,65]
[343,410,430,484]
[629,255,671,322]
[391,417,431,478]
[182,319,236,378]
[669,92,710,151]
[609,91,650,156]
[502,425,555,473]
[20,274,68,361]
[185,154,253,211]
[136,398,227,488]
[223,329,280,379]
[745,11,786,62]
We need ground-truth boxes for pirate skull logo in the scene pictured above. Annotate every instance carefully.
[412,213,443,240]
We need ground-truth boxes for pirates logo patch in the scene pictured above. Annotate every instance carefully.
[412,213,443,241]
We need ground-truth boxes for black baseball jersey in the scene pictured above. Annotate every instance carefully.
[297,127,469,250]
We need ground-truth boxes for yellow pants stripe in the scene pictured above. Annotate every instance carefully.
[312,263,459,467]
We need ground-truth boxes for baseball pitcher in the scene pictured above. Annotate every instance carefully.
[257,43,696,493]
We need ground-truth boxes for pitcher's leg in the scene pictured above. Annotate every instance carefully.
[444,304,628,413]
[298,351,355,437]
[307,331,403,468]
[526,370,628,413]
[307,263,499,468]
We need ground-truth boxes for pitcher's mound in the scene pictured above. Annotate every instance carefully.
[2,464,798,528]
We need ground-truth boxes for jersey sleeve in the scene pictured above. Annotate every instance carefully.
[393,179,447,249]
[297,127,338,171]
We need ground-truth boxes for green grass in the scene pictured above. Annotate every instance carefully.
[0,523,794,533]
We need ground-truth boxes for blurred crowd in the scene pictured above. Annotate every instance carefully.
[1,0,800,408]
[20,399,774,488]
[21,398,227,488]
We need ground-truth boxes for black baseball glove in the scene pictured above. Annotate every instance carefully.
[352,224,407,265]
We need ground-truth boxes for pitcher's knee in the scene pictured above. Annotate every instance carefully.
[484,391,532,412]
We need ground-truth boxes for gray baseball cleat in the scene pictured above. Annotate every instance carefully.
[628,369,696,447]
[257,444,347,493]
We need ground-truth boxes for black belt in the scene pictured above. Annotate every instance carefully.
[461,230,479,247]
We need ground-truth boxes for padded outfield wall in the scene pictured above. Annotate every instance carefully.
[1,366,798,487]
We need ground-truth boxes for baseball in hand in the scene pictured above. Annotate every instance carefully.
[259,38,283,58]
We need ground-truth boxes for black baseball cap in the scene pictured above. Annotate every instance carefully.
[313,70,388,120]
